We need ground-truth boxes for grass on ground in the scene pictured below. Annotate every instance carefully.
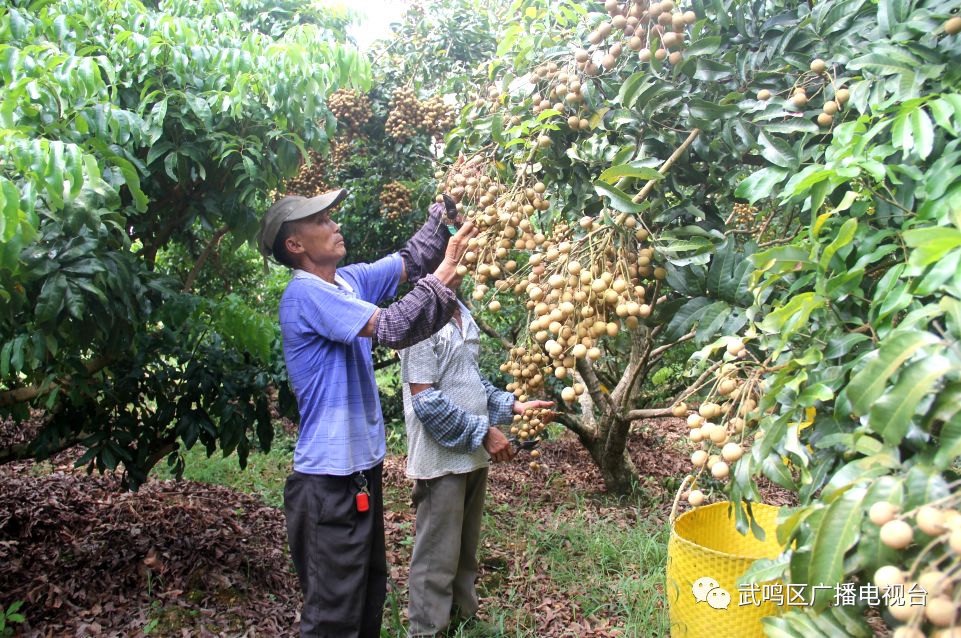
[156,433,295,508]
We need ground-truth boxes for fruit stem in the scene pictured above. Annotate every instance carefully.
[907,532,951,580]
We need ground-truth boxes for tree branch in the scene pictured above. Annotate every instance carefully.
[0,356,111,408]
[554,412,594,445]
[603,413,632,462]
[373,354,399,370]
[464,300,512,350]
[632,128,701,203]
[575,358,615,417]
[611,328,648,409]
[572,369,598,434]
[648,330,696,363]
[0,429,90,465]
[142,200,195,269]
[183,225,230,292]
[676,360,724,405]
[624,406,675,420]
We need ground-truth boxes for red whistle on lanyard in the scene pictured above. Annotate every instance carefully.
[356,491,370,513]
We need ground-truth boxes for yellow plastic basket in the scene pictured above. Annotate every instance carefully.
[666,498,786,637]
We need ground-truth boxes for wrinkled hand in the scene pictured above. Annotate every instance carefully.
[512,399,556,421]
[432,221,477,289]
[483,427,514,463]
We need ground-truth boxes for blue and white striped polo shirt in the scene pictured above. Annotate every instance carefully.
[279,254,402,475]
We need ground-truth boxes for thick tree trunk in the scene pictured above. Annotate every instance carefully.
[585,420,639,494]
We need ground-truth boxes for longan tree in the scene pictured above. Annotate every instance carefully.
[440,0,961,632]
[0,0,368,485]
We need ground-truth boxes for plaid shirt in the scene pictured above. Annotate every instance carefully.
[399,303,515,478]
[410,378,515,452]
[374,274,457,349]
[398,203,452,284]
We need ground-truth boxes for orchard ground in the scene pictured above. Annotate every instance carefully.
[0,413,795,637]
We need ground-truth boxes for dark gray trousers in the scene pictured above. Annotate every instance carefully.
[407,467,489,637]
[284,464,387,638]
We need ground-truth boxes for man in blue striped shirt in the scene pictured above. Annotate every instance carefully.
[259,188,477,638]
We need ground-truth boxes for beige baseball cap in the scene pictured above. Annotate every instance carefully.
[258,188,347,258]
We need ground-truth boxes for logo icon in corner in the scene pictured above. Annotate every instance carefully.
[692,576,731,610]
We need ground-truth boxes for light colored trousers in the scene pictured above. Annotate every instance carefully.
[407,467,489,637]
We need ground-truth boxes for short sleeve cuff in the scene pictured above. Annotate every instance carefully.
[347,302,379,342]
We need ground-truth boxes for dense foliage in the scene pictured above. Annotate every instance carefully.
[0,0,367,486]
[431,0,960,633]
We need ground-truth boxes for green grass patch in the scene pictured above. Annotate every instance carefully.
[157,431,295,508]
[382,479,670,638]
[478,493,669,637]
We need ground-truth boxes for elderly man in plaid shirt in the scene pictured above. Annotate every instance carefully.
[257,188,477,638]
[399,299,553,637]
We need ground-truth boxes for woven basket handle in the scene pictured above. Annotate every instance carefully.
[670,475,694,525]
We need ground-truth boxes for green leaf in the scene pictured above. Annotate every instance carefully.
[665,264,706,296]
[109,155,148,212]
[904,226,961,267]
[695,301,731,342]
[693,58,733,82]
[825,333,870,359]
[593,181,644,213]
[597,164,662,184]
[903,465,950,511]
[848,331,938,415]
[35,272,68,324]
[808,487,865,609]
[762,456,797,490]
[758,292,823,339]
[663,297,711,340]
[617,72,649,106]
[735,167,788,204]
[761,119,820,135]
[909,108,934,159]
[737,554,790,586]
[934,414,961,471]
[146,141,175,166]
[869,355,952,446]
[684,35,723,56]
[819,218,857,271]
[688,98,739,123]
[757,130,798,169]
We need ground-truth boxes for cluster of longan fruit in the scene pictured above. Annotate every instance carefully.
[756,58,850,129]
[283,150,330,198]
[731,202,757,226]
[433,152,668,404]
[528,61,592,129]
[328,89,372,132]
[510,406,551,470]
[679,338,757,507]
[379,181,412,220]
[870,499,961,637]
[473,84,504,110]
[328,139,352,171]
[421,95,456,137]
[386,88,456,140]
[575,0,697,72]
[499,220,666,402]
[385,87,423,139]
